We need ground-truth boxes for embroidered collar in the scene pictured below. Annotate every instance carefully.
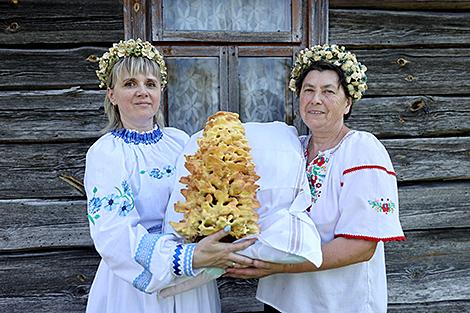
[111,126,163,145]
[305,130,356,161]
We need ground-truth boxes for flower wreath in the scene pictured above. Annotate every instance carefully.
[289,44,368,101]
[96,38,168,88]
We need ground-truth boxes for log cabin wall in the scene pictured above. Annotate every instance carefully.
[0,1,469,313]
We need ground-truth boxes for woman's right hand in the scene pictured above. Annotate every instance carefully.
[192,226,257,270]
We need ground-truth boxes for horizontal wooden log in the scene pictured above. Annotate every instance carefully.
[0,47,106,90]
[1,181,469,251]
[386,229,470,304]
[389,301,470,313]
[0,0,123,44]
[399,182,470,231]
[0,199,91,251]
[1,91,469,141]
[330,9,470,47]
[355,48,470,96]
[0,137,468,199]
[0,88,106,142]
[383,137,470,182]
[1,229,469,312]
[2,48,470,96]
[347,96,470,138]
[330,0,470,10]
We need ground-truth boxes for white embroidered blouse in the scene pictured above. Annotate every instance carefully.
[84,127,220,313]
[256,130,405,313]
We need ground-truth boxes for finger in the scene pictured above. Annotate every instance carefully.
[229,253,255,266]
[206,225,232,242]
[229,238,256,252]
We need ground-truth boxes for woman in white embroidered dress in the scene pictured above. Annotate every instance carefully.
[85,39,254,313]
[226,45,406,313]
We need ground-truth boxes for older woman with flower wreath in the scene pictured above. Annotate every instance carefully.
[226,44,406,313]
[85,39,255,313]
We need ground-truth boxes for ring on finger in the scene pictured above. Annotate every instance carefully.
[230,261,236,267]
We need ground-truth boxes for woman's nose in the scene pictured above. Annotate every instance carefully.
[136,84,149,97]
[310,92,322,104]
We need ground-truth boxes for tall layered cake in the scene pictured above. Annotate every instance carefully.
[171,111,260,242]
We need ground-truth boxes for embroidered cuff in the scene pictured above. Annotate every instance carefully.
[172,243,197,277]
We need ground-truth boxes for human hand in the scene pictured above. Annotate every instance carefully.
[223,259,285,279]
[192,225,257,270]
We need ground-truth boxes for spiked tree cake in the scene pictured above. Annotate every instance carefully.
[171,112,260,242]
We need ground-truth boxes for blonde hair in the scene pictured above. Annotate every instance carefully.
[102,56,165,132]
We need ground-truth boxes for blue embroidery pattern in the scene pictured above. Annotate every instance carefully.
[87,180,135,225]
[172,244,183,276]
[133,233,163,293]
[111,127,163,145]
[172,244,196,277]
[140,165,176,180]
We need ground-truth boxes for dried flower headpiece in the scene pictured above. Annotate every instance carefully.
[96,38,167,88]
[289,44,368,101]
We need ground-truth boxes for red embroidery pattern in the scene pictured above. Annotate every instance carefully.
[335,234,406,242]
[343,165,396,176]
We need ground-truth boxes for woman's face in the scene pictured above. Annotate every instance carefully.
[107,71,161,132]
[299,70,352,133]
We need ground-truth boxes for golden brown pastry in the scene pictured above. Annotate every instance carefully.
[171,111,260,242]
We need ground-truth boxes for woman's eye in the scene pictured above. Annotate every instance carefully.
[146,81,158,87]
[124,81,135,87]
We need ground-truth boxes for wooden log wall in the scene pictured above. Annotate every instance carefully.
[1,0,469,312]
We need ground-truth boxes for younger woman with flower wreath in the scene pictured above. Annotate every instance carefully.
[84,39,254,313]
[226,45,406,313]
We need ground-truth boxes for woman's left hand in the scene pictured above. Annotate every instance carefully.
[224,259,285,279]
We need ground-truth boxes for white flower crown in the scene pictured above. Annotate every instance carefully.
[289,44,368,101]
[96,38,168,88]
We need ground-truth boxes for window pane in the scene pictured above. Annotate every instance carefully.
[163,0,291,32]
[238,57,291,123]
[166,58,219,135]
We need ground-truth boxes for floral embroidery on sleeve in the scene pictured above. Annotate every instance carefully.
[87,180,135,225]
[368,198,396,214]
[140,165,176,179]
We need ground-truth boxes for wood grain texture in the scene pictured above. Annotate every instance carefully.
[0,88,106,142]
[0,137,468,199]
[0,47,106,90]
[347,96,470,138]
[0,0,123,44]
[353,48,470,96]
[386,229,470,304]
[330,9,470,47]
[330,0,470,10]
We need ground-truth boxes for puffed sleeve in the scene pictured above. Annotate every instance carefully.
[84,136,196,295]
[335,132,405,242]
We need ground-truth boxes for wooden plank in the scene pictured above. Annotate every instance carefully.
[2,48,470,95]
[1,229,469,311]
[354,48,470,96]
[399,182,470,231]
[389,301,470,313]
[386,229,470,304]
[123,0,148,40]
[0,199,91,251]
[0,47,107,90]
[384,137,470,182]
[309,0,329,45]
[1,181,468,251]
[0,88,106,142]
[0,137,468,199]
[347,96,470,138]
[0,0,123,44]
[330,0,470,10]
[330,9,470,47]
